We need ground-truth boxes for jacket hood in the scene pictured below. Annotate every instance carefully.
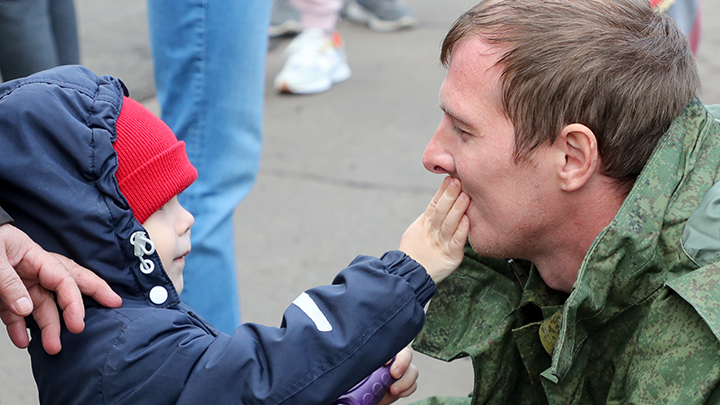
[0,65,180,308]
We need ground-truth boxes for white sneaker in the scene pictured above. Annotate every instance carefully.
[274,28,352,94]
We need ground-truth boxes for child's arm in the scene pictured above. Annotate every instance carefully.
[399,177,470,284]
[55,182,465,405]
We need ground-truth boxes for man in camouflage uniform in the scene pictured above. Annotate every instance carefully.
[411,0,720,403]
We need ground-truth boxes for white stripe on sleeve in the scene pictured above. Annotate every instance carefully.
[292,292,333,332]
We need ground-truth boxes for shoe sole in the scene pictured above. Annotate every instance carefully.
[275,63,352,94]
[344,1,418,32]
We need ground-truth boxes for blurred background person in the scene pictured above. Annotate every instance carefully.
[146,0,272,334]
[0,0,80,81]
[271,0,416,94]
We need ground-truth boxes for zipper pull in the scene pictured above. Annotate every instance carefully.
[508,259,529,288]
[130,231,156,274]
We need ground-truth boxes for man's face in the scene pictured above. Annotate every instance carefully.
[423,36,560,262]
[142,196,194,293]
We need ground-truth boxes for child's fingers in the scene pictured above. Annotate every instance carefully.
[426,177,451,213]
[389,364,419,396]
[431,178,462,230]
[388,347,417,396]
[451,215,471,251]
[379,380,418,405]
[378,347,415,405]
[389,347,412,377]
[440,191,470,241]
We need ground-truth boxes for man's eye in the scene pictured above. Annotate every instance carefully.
[453,126,471,138]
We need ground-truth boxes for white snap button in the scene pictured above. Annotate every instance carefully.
[149,286,168,304]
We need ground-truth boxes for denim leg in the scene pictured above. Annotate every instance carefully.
[147,0,271,333]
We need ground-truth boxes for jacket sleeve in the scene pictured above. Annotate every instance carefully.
[101,251,436,405]
[0,206,12,225]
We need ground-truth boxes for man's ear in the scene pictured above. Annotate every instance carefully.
[554,123,598,192]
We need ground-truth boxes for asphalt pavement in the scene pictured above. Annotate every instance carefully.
[1,0,719,403]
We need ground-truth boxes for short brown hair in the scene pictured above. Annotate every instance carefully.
[442,0,699,188]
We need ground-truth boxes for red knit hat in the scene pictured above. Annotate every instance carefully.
[114,97,197,223]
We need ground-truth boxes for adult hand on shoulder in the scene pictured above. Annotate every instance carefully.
[0,224,122,355]
[399,177,470,284]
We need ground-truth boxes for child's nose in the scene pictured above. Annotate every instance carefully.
[180,208,194,234]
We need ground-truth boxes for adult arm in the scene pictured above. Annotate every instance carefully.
[0,215,121,354]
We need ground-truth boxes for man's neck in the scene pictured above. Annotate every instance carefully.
[531,176,628,293]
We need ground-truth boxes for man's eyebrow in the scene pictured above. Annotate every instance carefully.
[440,103,473,129]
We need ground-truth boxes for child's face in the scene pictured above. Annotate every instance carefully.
[142,196,194,293]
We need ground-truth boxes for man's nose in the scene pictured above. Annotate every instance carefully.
[423,132,454,175]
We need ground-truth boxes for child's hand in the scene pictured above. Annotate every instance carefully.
[379,347,418,405]
[399,177,470,284]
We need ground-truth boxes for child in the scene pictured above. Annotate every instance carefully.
[0,66,469,404]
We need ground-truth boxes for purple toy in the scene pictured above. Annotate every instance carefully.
[332,363,397,405]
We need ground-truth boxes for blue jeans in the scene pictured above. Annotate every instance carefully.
[147,0,271,334]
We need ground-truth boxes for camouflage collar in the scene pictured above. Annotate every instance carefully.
[543,98,720,383]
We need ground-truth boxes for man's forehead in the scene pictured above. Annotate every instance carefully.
[447,36,505,75]
[441,36,506,114]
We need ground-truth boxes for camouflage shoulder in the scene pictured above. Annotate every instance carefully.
[620,277,720,403]
[666,263,720,342]
[413,244,522,361]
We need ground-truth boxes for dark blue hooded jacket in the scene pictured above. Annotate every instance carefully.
[0,66,436,404]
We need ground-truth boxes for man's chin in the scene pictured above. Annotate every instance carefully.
[468,234,520,261]
[468,234,499,257]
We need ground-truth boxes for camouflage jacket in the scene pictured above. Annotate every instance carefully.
[412,98,720,405]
